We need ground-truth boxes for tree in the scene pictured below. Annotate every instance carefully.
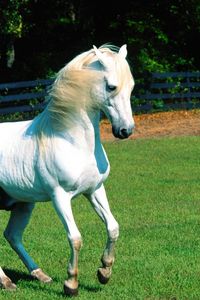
[0,0,30,81]
[0,0,200,82]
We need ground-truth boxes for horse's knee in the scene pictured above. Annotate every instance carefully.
[109,223,119,242]
[4,230,19,246]
[67,238,82,277]
[4,230,11,242]
[72,238,82,251]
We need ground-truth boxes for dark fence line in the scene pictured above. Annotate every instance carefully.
[0,79,53,115]
[133,71,200,112]
[0,71,200,118]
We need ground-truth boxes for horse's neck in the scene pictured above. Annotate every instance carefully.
[61,109,101,152]
[32,108,101,152]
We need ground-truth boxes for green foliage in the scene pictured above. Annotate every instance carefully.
[0,0,199,82]
[0,0,30,38]
[138,49,170,73]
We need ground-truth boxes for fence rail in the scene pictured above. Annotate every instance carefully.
[134,71,200,112]
[0,71,200,117]
[0,79,53,115]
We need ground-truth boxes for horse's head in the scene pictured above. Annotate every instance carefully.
[92,45,135,139]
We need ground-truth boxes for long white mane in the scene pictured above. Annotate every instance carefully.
[35,44,132,134]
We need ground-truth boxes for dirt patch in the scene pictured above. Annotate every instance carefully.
[100,110,200,141]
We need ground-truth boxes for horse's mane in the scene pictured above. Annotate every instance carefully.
[35,44,132,137]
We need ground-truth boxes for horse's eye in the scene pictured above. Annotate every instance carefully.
[107,84,117,92]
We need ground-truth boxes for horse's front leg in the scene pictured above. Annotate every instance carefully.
[85,184,119,284]
[51,187,82,297]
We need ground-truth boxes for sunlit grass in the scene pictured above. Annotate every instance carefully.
[1,137,200,299]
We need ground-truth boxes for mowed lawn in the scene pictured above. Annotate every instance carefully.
[1,137,200,299]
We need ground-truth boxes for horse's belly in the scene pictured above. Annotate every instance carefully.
[0,186,47,210]
[0,123,50,202]
[0,178,49,202]
[0,164,47,203]
[0,151,49,202]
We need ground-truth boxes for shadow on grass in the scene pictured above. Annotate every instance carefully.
[4,268,33,284]
[3,268,102,297]
[79,283,102,293]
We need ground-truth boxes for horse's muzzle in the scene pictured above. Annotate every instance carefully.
[112,126,133,139]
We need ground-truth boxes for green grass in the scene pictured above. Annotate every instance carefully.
[1,136,200,299]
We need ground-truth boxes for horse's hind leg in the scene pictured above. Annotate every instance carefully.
[4,202,52,284]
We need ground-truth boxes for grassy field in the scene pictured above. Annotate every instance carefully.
[1,137,200,299]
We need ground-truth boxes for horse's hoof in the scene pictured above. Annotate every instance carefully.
[64,282,78,297]
[0,277,17,290]
[97,267,111,285]
[31,268,52,283]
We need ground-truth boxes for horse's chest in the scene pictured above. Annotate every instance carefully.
[55,146,109,195]
[75,162,109,194]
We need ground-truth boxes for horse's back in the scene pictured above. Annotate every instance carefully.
[0,120,31,139]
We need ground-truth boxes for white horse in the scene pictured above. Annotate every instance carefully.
[0,44,134,296]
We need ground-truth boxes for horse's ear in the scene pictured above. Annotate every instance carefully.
[93,45,107,67]
[119,44,127,59]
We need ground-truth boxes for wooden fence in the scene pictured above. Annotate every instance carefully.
[0,79,53,115]
[134,71,200,112]
[0,71,200,117]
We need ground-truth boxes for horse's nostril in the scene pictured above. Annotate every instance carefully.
[120,128,129,138]
[121,128,127,134]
